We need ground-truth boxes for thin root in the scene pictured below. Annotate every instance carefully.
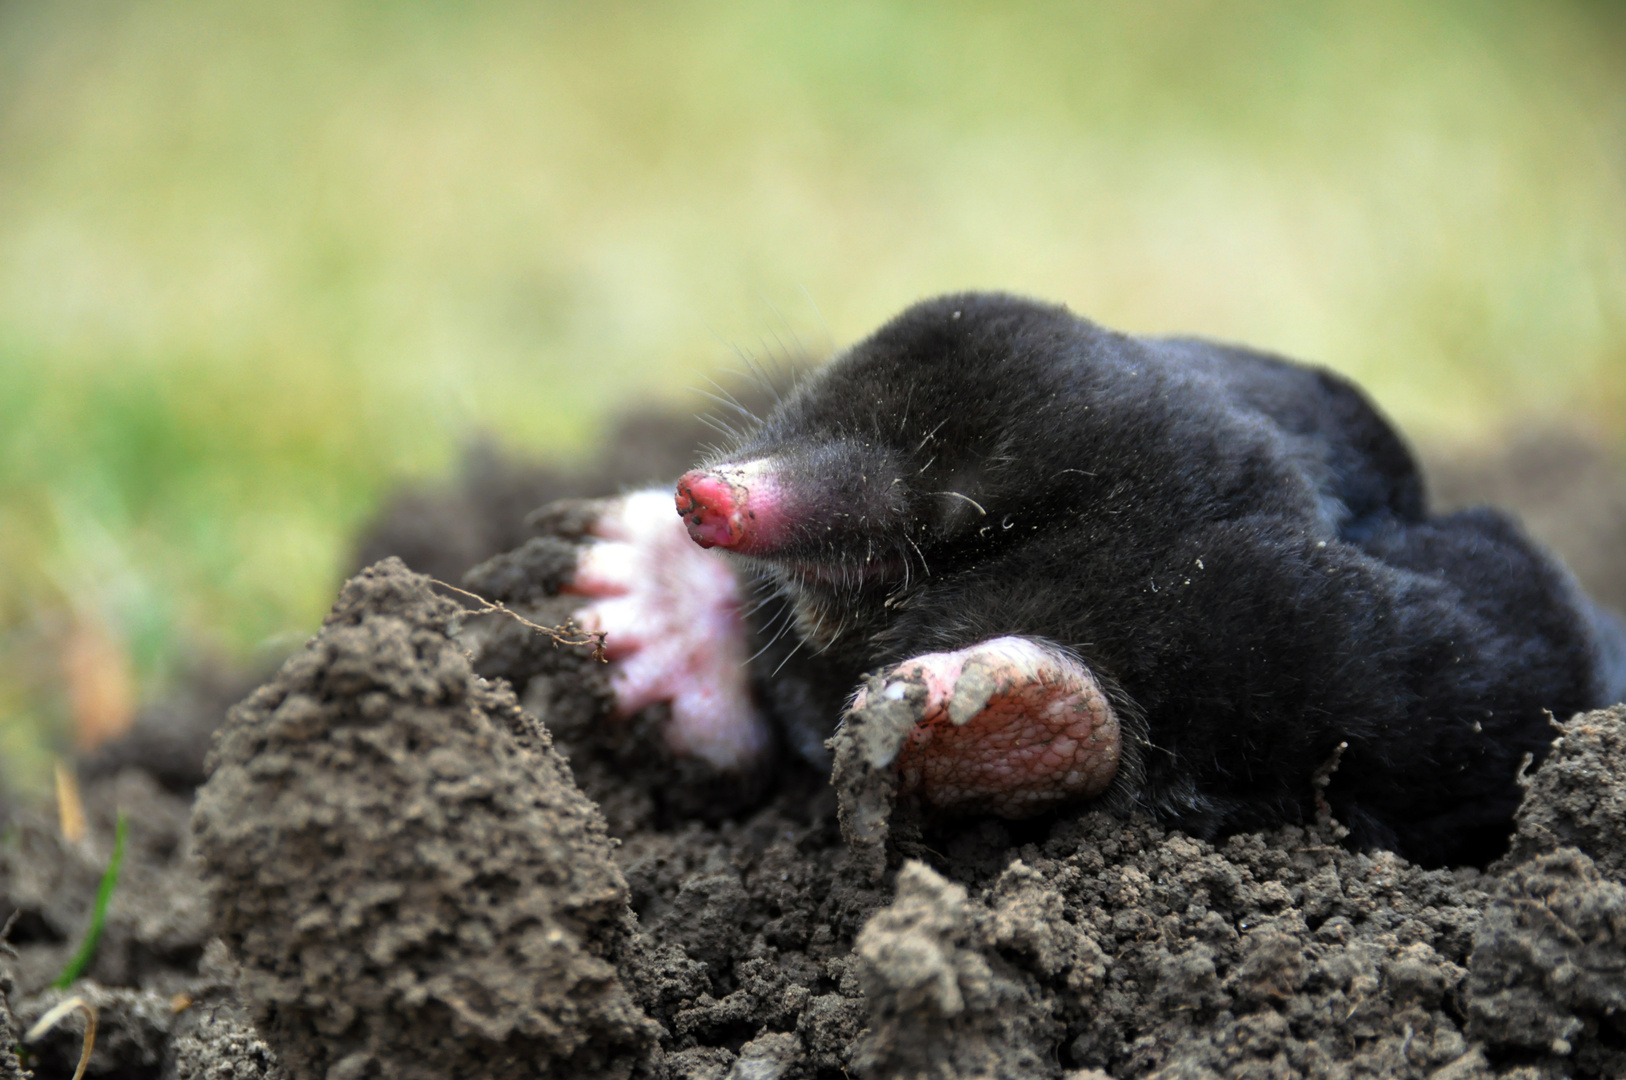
[25,996,98,1080]
[1311,741,1349,833]
[431,580,608,662]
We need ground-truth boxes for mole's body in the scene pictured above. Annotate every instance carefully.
[569,293,1626,867]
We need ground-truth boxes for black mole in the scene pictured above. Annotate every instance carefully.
[667,292,1626,867]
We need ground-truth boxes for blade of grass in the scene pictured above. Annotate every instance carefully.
[52,812,127,990]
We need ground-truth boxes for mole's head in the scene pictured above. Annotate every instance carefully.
[676,293,1098,638]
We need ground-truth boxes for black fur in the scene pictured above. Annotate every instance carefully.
[704,293,1626,867]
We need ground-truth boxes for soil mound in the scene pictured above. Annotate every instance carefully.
[191,558,658,1080]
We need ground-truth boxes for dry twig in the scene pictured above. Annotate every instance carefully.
[431,579,608,662]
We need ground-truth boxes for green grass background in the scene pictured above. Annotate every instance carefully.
[2,0,1624,793]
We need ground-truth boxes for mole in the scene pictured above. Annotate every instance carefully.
[563,292,1626,867]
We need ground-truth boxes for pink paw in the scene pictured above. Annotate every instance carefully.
[560,489,770,771]
[854,637,1122,817]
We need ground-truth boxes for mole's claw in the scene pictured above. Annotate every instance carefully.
[561,489,770,771]
[862,637,1122,817]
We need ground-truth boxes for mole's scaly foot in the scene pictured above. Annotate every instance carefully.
[561,489,770,771]
[854,637,1123,817]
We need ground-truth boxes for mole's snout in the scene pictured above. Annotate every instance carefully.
[676,461,787,553]
[676,470,746,549]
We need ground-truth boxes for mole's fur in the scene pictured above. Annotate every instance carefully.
[692,293,1626,867]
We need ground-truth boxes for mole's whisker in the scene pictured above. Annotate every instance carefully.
[697,413,740,441]
[915,419,948,452]
[934,491,987,516]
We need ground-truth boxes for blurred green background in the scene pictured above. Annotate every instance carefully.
[2,0,1624,794]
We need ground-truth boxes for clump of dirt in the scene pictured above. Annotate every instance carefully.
[1467,849,1626,1076]
[826,671,916,882]
[1500,707,1626,882]
[190,558,659,1079]
[850,861,1064,1077]
[3,424,1625,1079]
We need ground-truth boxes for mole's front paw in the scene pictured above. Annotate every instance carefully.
[560,489,770,771]
[853,637,1122,817]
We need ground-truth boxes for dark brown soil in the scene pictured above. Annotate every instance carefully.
[191,562,657,1079]
[2,415,1623,1080]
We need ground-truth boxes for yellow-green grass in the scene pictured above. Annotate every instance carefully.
[2,0,1623,794]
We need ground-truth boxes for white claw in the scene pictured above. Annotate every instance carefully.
[566,488,770,770]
